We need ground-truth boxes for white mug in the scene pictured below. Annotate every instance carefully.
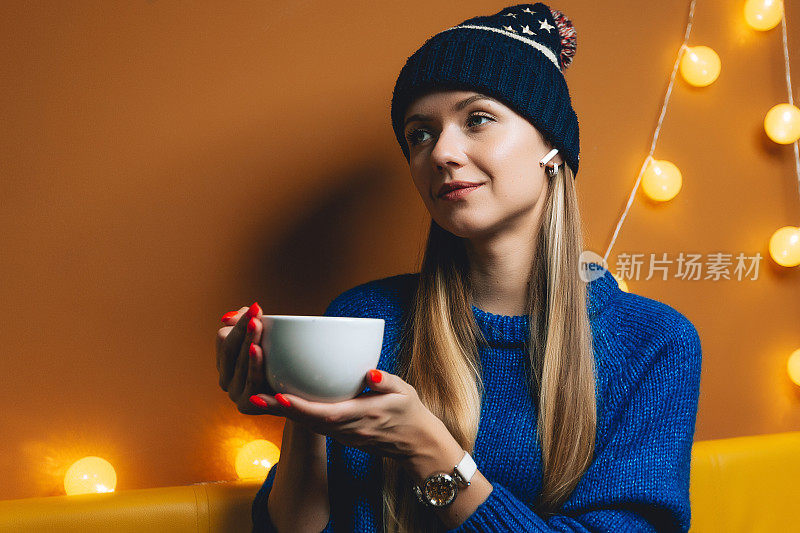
[259,315,385,403]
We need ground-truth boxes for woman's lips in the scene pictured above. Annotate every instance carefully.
[439,184,484,200]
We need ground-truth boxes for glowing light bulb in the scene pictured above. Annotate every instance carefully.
[788,349,800,386]
[679,45,721,87]
[642,159,682,202]
[764,103,800,144]
[612,273,629,292]
[768,226,800,267]
[64,456,117,495]
[235,439,281,479]
[744,0,784,31]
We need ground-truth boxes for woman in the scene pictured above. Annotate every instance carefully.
[216,3,702,532]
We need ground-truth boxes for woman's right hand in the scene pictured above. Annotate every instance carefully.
[218,305,329,532]
[216,302,284,415]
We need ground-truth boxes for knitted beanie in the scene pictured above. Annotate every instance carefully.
[390,3,580,177]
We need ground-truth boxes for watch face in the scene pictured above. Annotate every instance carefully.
[423,473,457,507]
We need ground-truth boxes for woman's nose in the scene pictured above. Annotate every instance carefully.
[429,126,467,167]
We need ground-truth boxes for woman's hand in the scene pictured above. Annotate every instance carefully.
[216,302,286,414]
[250,370,442,461]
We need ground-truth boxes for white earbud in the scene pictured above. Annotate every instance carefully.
[539,148,559,177]
[539,148,559,166]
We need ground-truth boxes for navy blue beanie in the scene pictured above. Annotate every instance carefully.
[390,3,580,177]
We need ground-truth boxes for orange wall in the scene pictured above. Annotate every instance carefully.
[1,1,798,501]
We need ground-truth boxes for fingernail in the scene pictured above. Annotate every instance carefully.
[275,394,291,408]
[221,311,237,323]
[368,369,382,383]
[249,395,268,408]
[246,302,261,318]
[247,317,258,333]
[249,343,258,360]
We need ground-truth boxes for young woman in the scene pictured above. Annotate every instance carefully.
[216,3,702,532]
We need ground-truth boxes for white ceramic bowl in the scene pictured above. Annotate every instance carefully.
[259,315,385,403]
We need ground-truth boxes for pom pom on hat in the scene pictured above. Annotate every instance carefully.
[551,9,577,70]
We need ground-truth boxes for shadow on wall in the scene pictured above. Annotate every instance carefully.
[246,159,412,316]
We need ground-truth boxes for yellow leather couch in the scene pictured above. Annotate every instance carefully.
[1,431,798,532]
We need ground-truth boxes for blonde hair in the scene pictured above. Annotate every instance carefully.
[380,160,597,531]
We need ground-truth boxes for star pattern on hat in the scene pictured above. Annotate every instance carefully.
[538,19,555,33]
[495,7,556,39]
[442,4,563,71]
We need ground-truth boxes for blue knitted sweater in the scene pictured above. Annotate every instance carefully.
[252,267,702,532]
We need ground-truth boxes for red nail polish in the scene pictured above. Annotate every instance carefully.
[246,302,261,318]
[249,343,258,359]
[249,395,268,408]
[368,369,382,383]
[247,317,257,333]
[275,394,291,408]
[221,311,237,323]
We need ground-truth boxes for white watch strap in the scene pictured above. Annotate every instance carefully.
[454,451,477,485]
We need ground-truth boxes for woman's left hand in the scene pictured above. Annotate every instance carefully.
[249,369,442,460]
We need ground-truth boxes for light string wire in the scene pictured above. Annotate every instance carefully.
[602,0,697,265]
[780,4,800,204]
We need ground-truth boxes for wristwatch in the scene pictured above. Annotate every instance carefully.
[412,450,477,509]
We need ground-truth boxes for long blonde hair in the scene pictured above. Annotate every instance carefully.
[380,159,597,531]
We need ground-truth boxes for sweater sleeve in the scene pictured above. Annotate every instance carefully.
[251,462,280,533]
[445,321,703,533]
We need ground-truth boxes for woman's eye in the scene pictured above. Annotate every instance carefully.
[405,113,494,147]
[466,114,493,128]
[405,129,429,147]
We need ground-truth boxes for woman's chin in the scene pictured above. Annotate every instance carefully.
[436,216,493,239]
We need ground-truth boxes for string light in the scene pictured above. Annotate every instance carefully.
[679,45,721,87]
[764,103,800,144]
[788,348,800,386]
[744,0,784,31]
[235,439,281,479]
[768,226,800,266]
[64,456,117,495]
[641,159,683,202]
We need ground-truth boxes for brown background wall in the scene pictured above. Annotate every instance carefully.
[1,0,798,501]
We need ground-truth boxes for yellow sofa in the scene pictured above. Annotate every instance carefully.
[1,431,798,532]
